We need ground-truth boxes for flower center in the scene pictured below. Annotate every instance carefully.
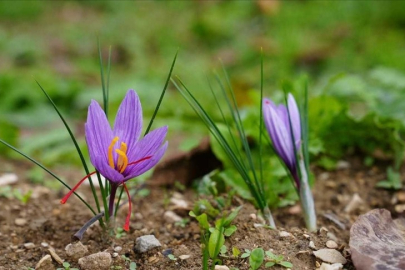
[108,136,129,173]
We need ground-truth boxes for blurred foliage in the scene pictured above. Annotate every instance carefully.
[1,2,405,192]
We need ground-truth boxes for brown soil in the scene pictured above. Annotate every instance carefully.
[0,155,400,270]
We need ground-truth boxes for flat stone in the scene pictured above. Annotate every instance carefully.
[214,266,230,270]
[41,242,49,248]
[35,254,54,270]
[319,262,343,270]
[163,211,182,223]
[313,249,347,264]
[15,218,27,226]
[179,254,191,260]
[78,252,112,270]
[134,235,161,253]
[113,246,122,252]
[326,240,338,249]
[65,242,88,261]
[279,231,292,238]
[0,173,18,186]
[309,241,317,250]
[112,252,118,258]
[24,242,35,249]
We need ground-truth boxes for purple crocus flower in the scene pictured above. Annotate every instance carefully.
[263,93,301,187]
[61,89,168,231]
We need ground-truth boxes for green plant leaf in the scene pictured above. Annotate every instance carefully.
[208,228,225,259]
[224,225,237,237]
[249,248,264,270]
[279,261,293,268]
[265,262,276,268]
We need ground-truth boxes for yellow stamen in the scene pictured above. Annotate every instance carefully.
[108,136,119,169]
[115,149,128,173]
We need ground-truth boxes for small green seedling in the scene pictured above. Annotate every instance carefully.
[232,246,241,258]
[129,262,137,270]
[241,249,251,259]
[57,262,79,270]
[219,245,228,257]
[249,248,265,270]
[175,218,190,228]
[190,205,241,270]
[265,250,293,268]
[167,254,177,261]
[376,167,402,190]
[0,186,32,204]
[110,266,122,270]
[115,227,126,239]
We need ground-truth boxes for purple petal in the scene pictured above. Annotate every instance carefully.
[113,90,143,150]
[85,100,113,169]
[123,141,168,181]
[263,99,295,169]
[126,125,168,164]
[93,155,125,184]
[287,93,301,149]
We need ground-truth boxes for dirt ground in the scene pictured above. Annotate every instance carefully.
[0,154,400,270]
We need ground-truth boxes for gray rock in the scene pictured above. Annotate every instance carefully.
[313,249,347,264]
[65,242,88,261]
[326,240,338,249]
[15,218,27,226]
[134,235,161,253]
[35,254,54,270]
[78,252,112,270]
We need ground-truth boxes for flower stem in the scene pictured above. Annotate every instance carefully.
[109,184,118,218]
[298,158,317,232]
[262,206,276,229]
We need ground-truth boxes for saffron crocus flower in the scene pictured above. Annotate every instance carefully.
[61,89,168,231]
[263,93,301,187]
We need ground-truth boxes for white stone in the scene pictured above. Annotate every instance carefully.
[309,241,317,250]
[41,242,49,248]
[163,211,182,223]
[0,173,18,186]
[24,242,35,249]
[112,252,118,258]
[65,242,88,261]
[15,218,27,226]
[35,254,54,270]
[179,254,191,260]
[135,235,161,253]
[215,266,230,270]
[319,262,343,270]
[170,197,189,209]
[113,246,122,252]
[326,240,338,249]
[313,249,347,264]
[78,252,112,270]
[279,231,292,238]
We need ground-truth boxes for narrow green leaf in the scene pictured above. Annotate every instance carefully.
[144,50,178,136]
[208,228,225,259]
[265,262,276,268]
[224,225,237,237]
[279,261,293,268]
[223,206,242,227]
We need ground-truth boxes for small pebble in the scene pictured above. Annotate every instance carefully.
[279,231,292,238]
[327,232,338,242]
[303,234,310,239]
[326,240,338,249]
[113,246,122,252]
[0,173,18,186]
[319,262,343,270]
[15,218,27,226]
[79,252,112,270]
[215,266,230,270]
[179,254,191,260]
[112,252,118,258]
[41,242,49,248]
[35,254,54,270]
[250,213,257,220]
[395,204,405,213]
[313,249,347,264]
[24,242,35,249]
[309,241,317,250]
[336,160,350,169]
[163,210,182,223]
[344,193,363,213]
[134,213,143,220]
[134,235,162,253]
[396,191,405,203]
[288,204,301,215]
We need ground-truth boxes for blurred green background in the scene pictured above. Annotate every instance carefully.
[1,0,405,178]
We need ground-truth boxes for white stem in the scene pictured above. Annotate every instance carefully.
[298,158,317,232]
[263,206,276,229]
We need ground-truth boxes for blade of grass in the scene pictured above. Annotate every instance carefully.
[35,81,102,216]
[144,50,178,136]
[258,49,265,197]
[173,78,266,210]
[0,139,96,215]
